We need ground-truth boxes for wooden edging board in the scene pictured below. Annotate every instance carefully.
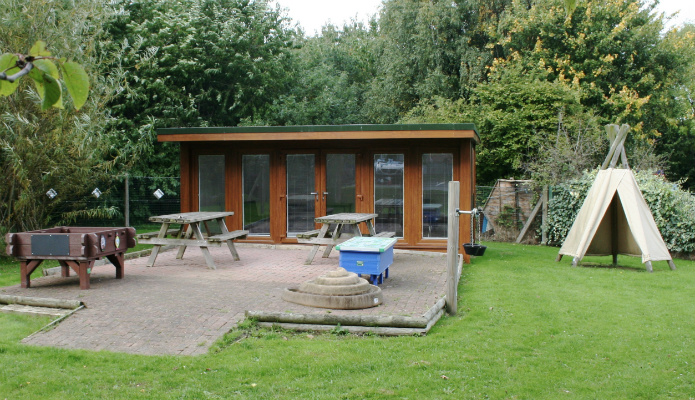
[246,297,446,336]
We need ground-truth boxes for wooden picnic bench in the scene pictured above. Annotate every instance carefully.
[298,213,397,265]
[137,212,248,270]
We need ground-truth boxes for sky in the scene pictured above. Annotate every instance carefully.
[273,0,694,36]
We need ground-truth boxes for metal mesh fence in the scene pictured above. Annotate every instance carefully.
[477,181,541,243]
[61,176,180,228]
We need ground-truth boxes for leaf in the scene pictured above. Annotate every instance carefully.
[59,61,89,110]
[33,59,60,80]
[28,67,45,97]
[42,74,63,110]
[0,53,20,96]
[28,67,63,109]
[564,0,577,17]
[29,40,51,57]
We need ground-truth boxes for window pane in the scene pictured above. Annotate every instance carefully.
[422,153,453,238]
[374,154,404,237]
[242,155,270,235]
[287,154,316,236]
[199,155,225,212]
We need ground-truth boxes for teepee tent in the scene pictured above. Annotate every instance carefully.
[556,124,676,272]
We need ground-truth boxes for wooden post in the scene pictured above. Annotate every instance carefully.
[611,199,618,267]
[124,175,130,227]
[516,197,542,243]
[446,181,460,316]
[541,185,548,245]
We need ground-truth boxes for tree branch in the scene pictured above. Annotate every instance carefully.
[0,62,33,83]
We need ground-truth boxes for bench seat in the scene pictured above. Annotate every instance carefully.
[137,229,181,239]
[296,229,333,239]
[373,231,396,238]
[207,230,249,242]
[296,237,351,246]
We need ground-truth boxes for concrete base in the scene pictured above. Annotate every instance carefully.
[282,286,382,309]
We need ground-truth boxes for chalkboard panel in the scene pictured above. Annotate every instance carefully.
[31,235,70,256]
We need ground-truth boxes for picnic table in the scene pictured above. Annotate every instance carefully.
[297,212,396,265]
[137,212,248,270]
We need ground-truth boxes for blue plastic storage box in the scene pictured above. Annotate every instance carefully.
[336,237,397,285]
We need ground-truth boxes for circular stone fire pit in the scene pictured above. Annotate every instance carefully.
[282,268,383,309]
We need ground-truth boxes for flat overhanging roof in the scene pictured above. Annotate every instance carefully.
[157,123,480,143]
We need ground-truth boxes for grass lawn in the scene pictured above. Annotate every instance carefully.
[1,242,693,399]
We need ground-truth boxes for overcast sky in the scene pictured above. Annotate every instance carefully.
[273,0,694,36]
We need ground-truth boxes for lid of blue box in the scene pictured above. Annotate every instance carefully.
[336,237,397,252]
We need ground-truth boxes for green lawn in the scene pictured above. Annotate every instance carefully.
[1,242,693,399]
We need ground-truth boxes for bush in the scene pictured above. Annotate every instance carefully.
[547,169,695,254]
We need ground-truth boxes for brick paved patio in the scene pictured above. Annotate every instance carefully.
[0,244,448,356]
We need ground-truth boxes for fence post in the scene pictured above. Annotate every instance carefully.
[446,181,460,316]
[124,175,130,227]
[541,185,548,245]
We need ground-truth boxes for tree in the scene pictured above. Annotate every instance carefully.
[402,68,604,185]
[655,23,695,190]
[491,0,691,177]
[102,0,298,177]
[400,0,693,186]
[364,0,491,123]
[245,20,380,125]
[0,0,128,238]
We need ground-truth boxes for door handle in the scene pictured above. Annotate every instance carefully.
[310,192,319,201]
[322,191,329,200]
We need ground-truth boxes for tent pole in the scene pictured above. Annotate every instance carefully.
[611,198,618,267]
[668,260,676,270]
[645,261,653,273]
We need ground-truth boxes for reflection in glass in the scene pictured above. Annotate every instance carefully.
[287,154,315,236]
[242,155,270,235]
[423,153,453,238]
[374,154,404,237]
[326,154,355,215]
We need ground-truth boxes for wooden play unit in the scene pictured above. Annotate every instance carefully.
[157,123,479,255]
[5,227,136,290]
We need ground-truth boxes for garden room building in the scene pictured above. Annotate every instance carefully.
[157,123,479,252]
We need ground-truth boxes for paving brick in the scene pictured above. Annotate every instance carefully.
[1,244,450,355]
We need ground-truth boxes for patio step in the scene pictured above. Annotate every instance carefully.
[0,303,73,317]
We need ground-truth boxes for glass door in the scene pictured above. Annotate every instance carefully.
[198,155,225,212]
[286,154,317,237]
[323,153,356,216]
[374,153,405,237]
[198,154,225,234]
[285,152,357,238]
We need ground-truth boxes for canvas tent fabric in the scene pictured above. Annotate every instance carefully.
[558,168,672,264]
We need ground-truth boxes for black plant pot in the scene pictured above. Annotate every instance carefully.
[462,243,487,256]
